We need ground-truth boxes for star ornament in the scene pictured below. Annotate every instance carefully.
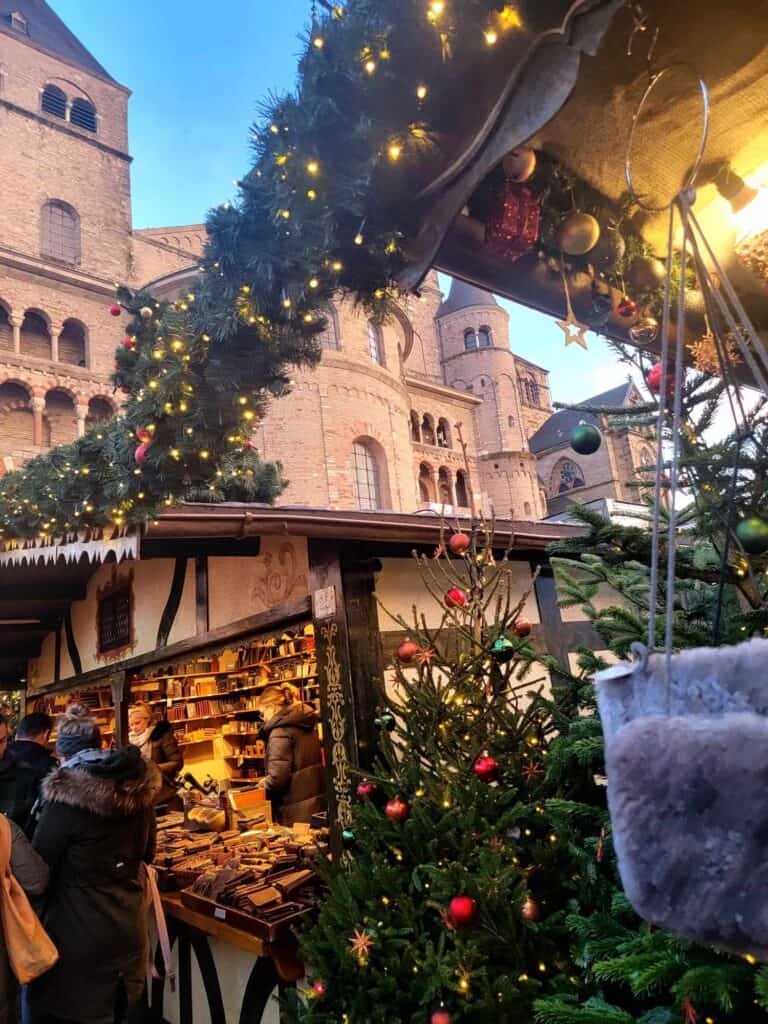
[556,311,589,349]
[417,646,437,666]
[349,928,374,960]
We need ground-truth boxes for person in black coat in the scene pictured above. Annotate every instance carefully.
[8,713,57,835]
[128,702,183,805]
[27,705,160,1024]
[258,685,326,826]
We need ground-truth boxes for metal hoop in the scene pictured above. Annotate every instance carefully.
[625,64,710,212]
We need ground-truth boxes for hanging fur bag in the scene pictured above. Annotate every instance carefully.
[596,637,768,959]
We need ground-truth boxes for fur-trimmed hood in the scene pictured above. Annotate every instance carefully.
[150,719,173,743]
[41,745,162,818]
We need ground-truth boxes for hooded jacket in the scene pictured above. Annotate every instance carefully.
[28,746,160,1024]
[262,703,326,826]
[7,739,57,835]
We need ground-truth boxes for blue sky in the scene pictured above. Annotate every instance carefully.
[52,0,632,405]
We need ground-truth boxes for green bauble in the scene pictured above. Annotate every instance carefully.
[571,423,602,455]
[491,636,516,664]
[735,516,768,555]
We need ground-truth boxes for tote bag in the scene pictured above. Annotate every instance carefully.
[0,815,58,983]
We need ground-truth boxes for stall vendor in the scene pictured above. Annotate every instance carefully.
[258,684,326,825]
[128,701,183,805]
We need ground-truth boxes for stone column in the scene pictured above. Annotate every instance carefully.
[31,397,45,447]
[10,317,21,355]
[75,404,88,437]
[51,324,63,363]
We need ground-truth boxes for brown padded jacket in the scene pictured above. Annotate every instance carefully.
[262,703,326,826]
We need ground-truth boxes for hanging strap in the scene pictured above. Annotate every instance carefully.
[145,864,175,994]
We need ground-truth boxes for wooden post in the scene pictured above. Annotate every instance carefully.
[110,670,128,746]
[195,556,209,635]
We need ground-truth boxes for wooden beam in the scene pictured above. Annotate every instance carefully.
[0,582,87,602]
[54,623,61,685]
[63,606,82,677]
[195,556,209,635]
[156,558,188,649]
[532,567,602,681]
[140,538,262,559]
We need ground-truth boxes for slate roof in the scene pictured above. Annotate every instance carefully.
[528,381,635,454]
[437,278,499,317]
[0,0,115,82]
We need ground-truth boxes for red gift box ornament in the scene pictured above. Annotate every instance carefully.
[485,182,541,261]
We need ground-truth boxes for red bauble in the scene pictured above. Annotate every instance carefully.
[521,896,541,921]
[134,442,150,465]
[646,362,676,398]
[397,639,421,664]
[109,304,122,317]
[447,532,470,556]
[385,797,411,823]
[473,755,499,783]
[617,297,637,318]
[431,1013,451,1024]
[448,896,477,927]
[357,780,379,799]
[122,336,136,349]
[485,183,541,262]
[135,427,153,444]
[513,618,532,638]
[312,981,326,997]
[445,587,467,609]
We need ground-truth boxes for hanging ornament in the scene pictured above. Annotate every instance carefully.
[431,1012,451,1024]
[587,227,626,272]
[627,256,665,293]
[556,262,589,349]
[445,587,467,609]
[397,639,421,664]
[135,427,153,444]
[512,618,532,638]
[122,336,136,349]
[348,928,374,960]
[109,304,122,317]
[571,422,602,455]
[628,316,659,345]
[448,896,477,927]
[521,896,541,921]
[447,532,470,556]
[473,755,500,782]
[341,828,356,849]
[555,212,600,256]
[312,980,327,998]
[646,362,675,398]
[385,797,411,822]
[140,306,154,320]
[490,636,515,664]
[672,288,706,320]
[687,332,742,375]
[374,712,396,732]
[484,181,541,262]
[357,780,379,799]
[134,442,150,465]
[583,279,613,329]
[735,516,768,555]
[502,147,536,183]
[617,296,638,318]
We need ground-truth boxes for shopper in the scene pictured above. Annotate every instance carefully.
[128,701,183,805]
[0,717,16,820]
[258,684,326,825]
[8,714,56,835]
[0,820,48,1024]
[27,705,160,1024]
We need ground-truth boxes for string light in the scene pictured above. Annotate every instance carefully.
[313,35,324,49]
[309,277,320,289]
[332,260,343,271]
[364,58,376,74]
[416,84,428,100]
[387,142,402,161]
[306,160,319,175]
[354,232,364,245]
[307,189,318,200]
[484,28,498,44]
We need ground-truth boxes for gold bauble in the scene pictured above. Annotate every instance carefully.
[140,306,154,320]
[555,212,601,256]
[502,147,536,183]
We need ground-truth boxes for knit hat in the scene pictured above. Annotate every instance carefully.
[56,703,102,759]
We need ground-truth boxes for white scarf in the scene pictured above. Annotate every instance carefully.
[129,726,153,760]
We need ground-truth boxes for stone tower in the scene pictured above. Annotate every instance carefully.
[436,280,549,519]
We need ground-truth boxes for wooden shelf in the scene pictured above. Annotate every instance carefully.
[148,675,317,707]
[168,712,232,726]
[131,652,315,686]
[224,754,264,761]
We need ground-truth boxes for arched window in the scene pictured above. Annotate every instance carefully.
[44,389,77,447]
[318,306,340,351]
[367,320,384,365]
[418,463,436,504]
[438,467,453,505]
[58,319,86,366]
[41,84,66,119]
[421,414,436,447]
[86,396,114,431]
[436,418,451,449]
[464,329,478,351]
[520,376,540,406]
[410,410,421,443]
[20,311,51,360]
[0,305,12,352]
[455,470,469,508]
[523,502,532,517]
[552,458,585,496]
[41,201,80,265]
[70,97,96,132]
[352,439,384,510]
[0,382,33,454]
[477,326,492,348]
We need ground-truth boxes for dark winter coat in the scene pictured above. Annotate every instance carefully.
[262,703,326,826]
[28,747,160,1024]
[0,821,48,1024]
[7,740,57,835]
[147,720,183,804]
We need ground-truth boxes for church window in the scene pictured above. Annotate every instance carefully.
[10,11,27,33]
[42,84,67,120]
[436,418,451,449]
[464,329,478,351]
[524,502,532,516]
[318,306,341,350]
[41,201,80,265]
[508,415,515,428]
[438,467,453,505]
[0,304,11,352]
[455,470,469,508]
[367,320,384,365]
[353,440,383,511]
[70,97,97,133]
[418,463,436,504]
[410,410,421,443]
[520,375,540,406]
[421,414,436,447]
[477,326,492,348]
[553,458,585,495]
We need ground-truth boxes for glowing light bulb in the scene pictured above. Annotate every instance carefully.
[484,29,498,44]
[354,233,364,245]
[307,189,317,200]
[309,277,319,289]
[388,142,402,161]
[416,84,428,100]
[306,160,319,175]
[332,260,343,271]
[313,35,324,49]
[364,59,376,74]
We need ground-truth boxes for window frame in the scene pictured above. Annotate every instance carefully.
[464,329,478,351]
[70,97,97,133]
[477,326,492,348]
[352,440,382,511]
[97,582,133,656]
[367,320,384,366]
[41,200,81,266]
[41,84,67,120]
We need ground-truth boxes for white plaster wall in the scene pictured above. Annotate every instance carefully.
[208,537,309,630]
